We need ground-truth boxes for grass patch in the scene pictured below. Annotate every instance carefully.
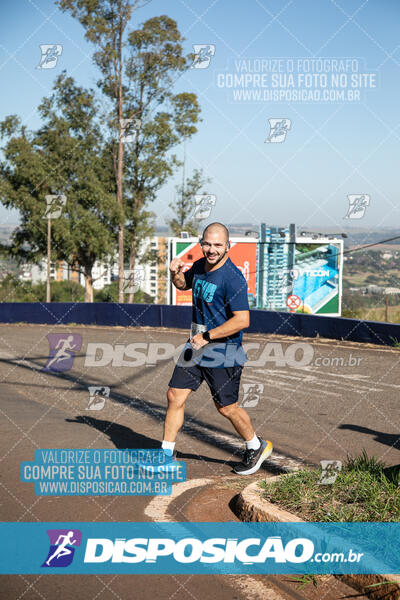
[366,581,400,600]
[259,450,399,522]
[217,477,252,491]
[287,574,319,589]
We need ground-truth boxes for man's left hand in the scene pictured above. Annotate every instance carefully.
[190,333,209,350]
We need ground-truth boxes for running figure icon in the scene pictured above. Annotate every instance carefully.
[45,334,82,371]
[45,531,77,566]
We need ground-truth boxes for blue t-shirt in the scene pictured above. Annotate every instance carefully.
[182,257,249,367]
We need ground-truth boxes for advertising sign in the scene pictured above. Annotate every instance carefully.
[168,237,257,307]
[256,226,343,316]
[289,240,343,315]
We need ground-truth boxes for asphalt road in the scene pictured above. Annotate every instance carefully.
[1,322,397,600]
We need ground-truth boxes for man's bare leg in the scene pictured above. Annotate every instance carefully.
[215,401,273,475]
[163,387,192,442]
[214,401,255,441]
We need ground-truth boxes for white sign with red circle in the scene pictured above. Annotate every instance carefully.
[286,294,301,310]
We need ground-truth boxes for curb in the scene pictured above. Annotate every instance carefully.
[236,478,400,600]
[236,476,302,522]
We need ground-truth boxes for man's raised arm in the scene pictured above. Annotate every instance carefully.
[169,257,189,290]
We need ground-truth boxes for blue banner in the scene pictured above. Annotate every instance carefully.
[20,449,186,496]
[0,522,399,574]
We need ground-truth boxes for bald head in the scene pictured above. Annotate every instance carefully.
[202,222,229,243]
[200,222,230,268]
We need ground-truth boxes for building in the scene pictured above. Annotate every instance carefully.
[17,235,169,303]
[19,259,112,289]
[19,261,61,284]
[256,224,294,310]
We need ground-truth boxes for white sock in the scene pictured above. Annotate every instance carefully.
[246,434,261,450]
[161,440,175,454]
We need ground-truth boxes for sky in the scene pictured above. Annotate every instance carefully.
[0,0,399,240]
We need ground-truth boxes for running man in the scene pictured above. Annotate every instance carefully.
[46,335,78,369]
[45,531,77,566]
[162,222,273,475]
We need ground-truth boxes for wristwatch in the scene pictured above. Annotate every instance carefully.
[202,331,211,343]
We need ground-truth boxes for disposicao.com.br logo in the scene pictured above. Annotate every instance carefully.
[41,530,367,572]
[84,535,316,564]
[1,522,397,574]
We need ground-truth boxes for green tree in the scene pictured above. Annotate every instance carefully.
[124,207,156,303]
[167,168,212,236]
[32,280,86,302]
[0,275,39,302]
[94,280,153,303]
[0,73,119,302]
[57,1,200,302]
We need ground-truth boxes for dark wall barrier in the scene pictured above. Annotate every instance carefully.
[0,302,399,346]
[247,309,400,346]
[0,302,192,330]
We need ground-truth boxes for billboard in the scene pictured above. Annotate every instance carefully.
[168,231,343,316]
[289,240,343,315]
[256,227,343,316]
[167,237,257,307]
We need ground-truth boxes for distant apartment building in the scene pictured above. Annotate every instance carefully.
[19,262,59,284]
[18,235,169,303]
[132,236,167,303]
[19,259,112,289]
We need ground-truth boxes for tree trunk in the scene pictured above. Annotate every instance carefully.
[127,243,137,304]
[46,217,51,302]
[117,206,124,302]
[85,270,94,303]
[117,19,125,304]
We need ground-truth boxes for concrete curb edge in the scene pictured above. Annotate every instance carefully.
[236,478,400,600]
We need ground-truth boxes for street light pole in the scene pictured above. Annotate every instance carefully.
[46,216,51,302]
[43,193,66,302]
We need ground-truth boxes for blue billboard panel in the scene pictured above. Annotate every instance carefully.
[291,242,342,315]
[256,225,343,316]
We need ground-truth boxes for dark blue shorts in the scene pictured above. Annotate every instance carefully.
[168,362,243,407]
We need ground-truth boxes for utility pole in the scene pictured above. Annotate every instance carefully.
[46,217,51,302]
[385,294,389,322]
[44,193,66,303]
[182,136,186,228]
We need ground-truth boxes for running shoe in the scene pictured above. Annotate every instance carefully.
[163,450,177,463]
[233,437,273,475]
[137,449,177,470]
[153,449,177,470]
